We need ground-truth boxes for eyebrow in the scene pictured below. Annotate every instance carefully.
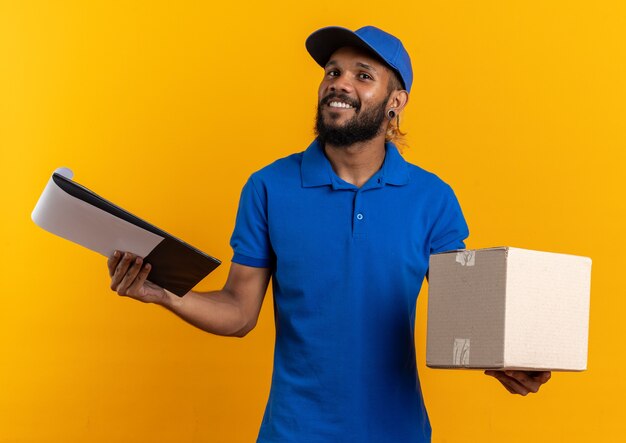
[356,62,378,73]
[324,60,379,74]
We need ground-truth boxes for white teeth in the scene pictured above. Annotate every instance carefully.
[329,101,353,109]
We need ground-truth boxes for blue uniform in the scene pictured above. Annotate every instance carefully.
[230,139,469,443]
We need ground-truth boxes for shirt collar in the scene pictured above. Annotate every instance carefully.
[301,138,410,188]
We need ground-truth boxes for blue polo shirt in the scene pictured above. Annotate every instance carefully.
[230,139,469,443]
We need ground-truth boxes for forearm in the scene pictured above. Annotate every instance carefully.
[108,252,269,337]
[156,289,252,337]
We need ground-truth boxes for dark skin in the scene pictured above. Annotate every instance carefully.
[317,46,409,187]
[485,370,551,396]
[108,45,552,396]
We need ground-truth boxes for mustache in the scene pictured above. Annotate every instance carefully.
[319,93,360,110]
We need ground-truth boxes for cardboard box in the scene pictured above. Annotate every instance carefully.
[426,247,592,371]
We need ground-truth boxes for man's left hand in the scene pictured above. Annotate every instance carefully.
[484,370,551,396]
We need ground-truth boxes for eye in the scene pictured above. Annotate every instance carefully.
[359,73,373,80]
[326,70,340,78]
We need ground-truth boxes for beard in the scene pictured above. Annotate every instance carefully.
[315,92,390,147]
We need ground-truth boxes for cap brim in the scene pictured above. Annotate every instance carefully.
[305,26,385,68]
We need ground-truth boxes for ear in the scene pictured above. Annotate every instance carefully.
[388,89,409,113]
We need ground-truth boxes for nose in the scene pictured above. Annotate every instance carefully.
[329,75,354,94]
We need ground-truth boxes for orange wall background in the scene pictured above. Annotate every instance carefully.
[1,1,624,441]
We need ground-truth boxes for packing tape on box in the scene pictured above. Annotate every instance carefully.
[455,250,475,266]
[453,338,471,366]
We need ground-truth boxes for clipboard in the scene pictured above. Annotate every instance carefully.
[32,167,221,296]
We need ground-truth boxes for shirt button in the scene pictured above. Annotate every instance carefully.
[356,213,364,220]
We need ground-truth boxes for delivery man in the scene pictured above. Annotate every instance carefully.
[107,25,551,442]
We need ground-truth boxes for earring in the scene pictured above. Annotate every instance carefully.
[387,109,396,120]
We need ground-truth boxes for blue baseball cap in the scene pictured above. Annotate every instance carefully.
[305,25,413,93]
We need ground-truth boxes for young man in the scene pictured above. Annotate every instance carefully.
[108,26,551,442]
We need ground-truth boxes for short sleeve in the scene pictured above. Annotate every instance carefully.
[429,184,470,254]
[229,176,273,268]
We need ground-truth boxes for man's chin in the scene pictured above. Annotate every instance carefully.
[323,113,353,127]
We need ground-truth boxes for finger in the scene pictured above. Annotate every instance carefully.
[490,371,530,395]
[484,371,517,395]
[524,371,552,384]
[107,250,121,277]
[116,256,144,295]
[505,371,542,394]
[500,380,517,395]
[534,371,552,384]
[110,252,136,292]
[127,262,152,294]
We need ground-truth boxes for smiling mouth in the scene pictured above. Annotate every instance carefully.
[327,101,354,110]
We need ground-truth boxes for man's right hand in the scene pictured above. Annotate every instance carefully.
[107,250,271,337]
[108,250,167,304]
